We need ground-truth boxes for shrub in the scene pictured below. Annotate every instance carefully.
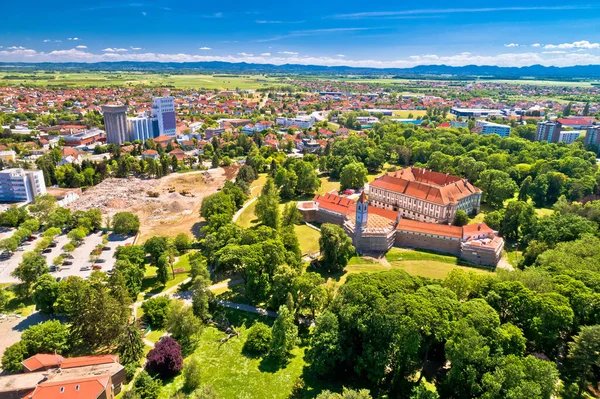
[183,356,202,392]
[133,370,161,399]
[141,296,171,329]
[146,336,183,379]
[243,322,272,356]
[1,342,26,374]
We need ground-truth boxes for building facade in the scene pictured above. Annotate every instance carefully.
[368,167,482,224]
[152,96,177,137]
[536,121,562,143]
[476,120,511,138]
[276,116,315,129]
[558,131,581,144]
[584,126,600,147]
[128,116,157,141]
[0,169,46,203]
[101,104,129,144]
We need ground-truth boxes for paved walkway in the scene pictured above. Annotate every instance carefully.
[216,300,278,318]
[232,197,257,222]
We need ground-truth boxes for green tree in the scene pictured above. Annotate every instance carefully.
[166,300,202,348]
[141,296,172,329]
[21,320,70,355]
[117,322,144,367]
[112,212,140,235]
[500,200,536,242]
[319,224,355,271]
[12,252,48,295]
[270,305,298,360]
[281,202,301,227]
[307,310,341,376]
[1,342,26,374]
[340,162,368,190]
[134,370,161,399]
[173,233,191,253]
[566,325,600,397]
[476,170,518,209]
[32,274,59,314]
[243,322,272,356]
[183,356,203,392]
[453,210,469,227]
[255,178,280,229]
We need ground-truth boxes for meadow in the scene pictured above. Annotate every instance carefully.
[0,72,289,90]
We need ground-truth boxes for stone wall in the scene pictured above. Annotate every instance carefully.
[394,230,462,255]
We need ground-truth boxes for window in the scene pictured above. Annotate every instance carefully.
[60,387,65,393]
[75,385,80,391]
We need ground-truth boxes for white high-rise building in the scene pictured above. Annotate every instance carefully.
[152,97,177,136]
[0,169,46,203]
[128,116,157,141]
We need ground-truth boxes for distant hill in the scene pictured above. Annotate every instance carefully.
[2,61,600,80]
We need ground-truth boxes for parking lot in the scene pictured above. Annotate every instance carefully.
[0,232,135,283]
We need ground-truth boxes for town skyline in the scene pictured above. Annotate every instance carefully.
[2,1,600,67]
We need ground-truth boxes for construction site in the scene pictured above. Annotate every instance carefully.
[68,166,239,241]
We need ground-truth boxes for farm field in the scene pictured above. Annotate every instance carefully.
[0,72,289,89]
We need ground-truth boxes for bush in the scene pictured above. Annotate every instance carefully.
[133,370,161,399]
[183,356,202,392]
[243,322,272,356]
[1,342,26,374]
[141,296,172,329]
[124,361,139,381]
[146,336,183,379]
[112,212,140,235]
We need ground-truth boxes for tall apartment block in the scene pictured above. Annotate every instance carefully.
[475,120,511,138]
[585,126,600,147]
[0,169,46,202]
[101,105,129,144]
[152,97,177,136]
[536,121,562,143]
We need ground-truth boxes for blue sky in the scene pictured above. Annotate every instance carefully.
[2,1,600,67]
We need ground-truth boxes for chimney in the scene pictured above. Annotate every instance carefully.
[478,223,482,231]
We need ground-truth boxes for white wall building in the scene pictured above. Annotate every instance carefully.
[276,115,315,129]
[558,131,581,144]
[128,116,156,141]
[0,169,46,203]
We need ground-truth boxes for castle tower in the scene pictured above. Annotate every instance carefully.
[355,191,368,229]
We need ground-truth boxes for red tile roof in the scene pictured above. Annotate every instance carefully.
[23,375,110,399]
[396,218,463,238]
[22,355,63,372]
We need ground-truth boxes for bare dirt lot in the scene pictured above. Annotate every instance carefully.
[68,166,238,242]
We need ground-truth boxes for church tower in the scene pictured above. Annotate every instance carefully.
[355,191,368,229]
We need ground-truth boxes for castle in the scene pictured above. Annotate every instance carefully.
[297,169,504,267]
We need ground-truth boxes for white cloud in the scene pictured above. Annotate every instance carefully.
[460,52,471,55]
[141,11,147,16]
[4,48,600,68]
[102,48,115,52]
[258,27,373,42]
[336,54,345,57]
[130,47,142,51]
[504,43,519,47]
[256,20,282,24]
[115,48,128,52]
[531,43,541,47]
[544,40,600,49]
[76,45,87,49]
[278,51,299,55]
[55,40,62,43]
[43,39,51,43]
[331,5,598,19]
[199,47,212,50]
[67,37,80,41]
[542,50,567,54]
[203,12,222,18]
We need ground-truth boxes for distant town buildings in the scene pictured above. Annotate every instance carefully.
[536,120,562,143]
[0,151,16,164]
[152,96,177,137]
[0,168,46,203]
[450,108,503,118]
[276,116,315,129]
[101,104,129,145]
[476,120,511,138]
[128,116,157,142]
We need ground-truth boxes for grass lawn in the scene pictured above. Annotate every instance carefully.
[3,288,36,316]
[385,247,462,264]
[145,329,166,344]
[158,307,326,399]
[318,177,340,194]
[342,260,492,283]
[138,253,193,300]
[295,224,321,255]
[236,199,259,228]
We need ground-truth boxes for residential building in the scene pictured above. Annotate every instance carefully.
[142,149,159,160]
[557,117,595,129]
[101,105,129,144]
[450,108,503,118]
[558,131,581,144]
[298,192,503,266]
[0,354,125,399]
[536,121,562,143]
[368,167,482,224]
[0,169,46,203]
[476,120,511,138]
[62,129,104,147]
[204,127,225,140]
[0,151,16,164]
[276,116,315,129]
[128,116,157,141]
[152,96,177,136]
[585,126,600,147]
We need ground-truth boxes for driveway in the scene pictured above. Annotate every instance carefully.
[0,236,45,283]
[0,312,50,359]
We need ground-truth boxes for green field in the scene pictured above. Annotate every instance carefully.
[0,72,288,89]
[158,308,326,399]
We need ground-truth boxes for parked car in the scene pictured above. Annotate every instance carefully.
[49,266,58,272]
[96,259,106,263]
[48,243,57,248]
[80,266,91,271]
[102,246,110,251]
[42,248,52,254]
[63,261,73,266]
[92,264,102,270]
[64,254,74,259]
[26,236,35,242]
